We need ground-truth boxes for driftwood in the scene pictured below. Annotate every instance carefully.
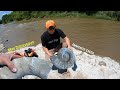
[0,57,52,79]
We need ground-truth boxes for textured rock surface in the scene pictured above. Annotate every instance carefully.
[0,57,52,79]
[1,43,120,79]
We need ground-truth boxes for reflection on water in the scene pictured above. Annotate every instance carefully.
[0,17,120,63]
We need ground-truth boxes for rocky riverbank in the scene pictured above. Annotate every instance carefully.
[47,43,120,79]
[1,43,120,79]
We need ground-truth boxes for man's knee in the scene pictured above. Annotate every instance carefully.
[62,42,68,48]
[45,49,55,60]
[49,49,55,54]
[54,43,67,52]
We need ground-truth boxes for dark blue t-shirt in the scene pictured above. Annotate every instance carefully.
[41,28,66,50]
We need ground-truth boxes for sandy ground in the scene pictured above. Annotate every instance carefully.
[1,43,120,79]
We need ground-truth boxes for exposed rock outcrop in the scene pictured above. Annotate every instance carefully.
[0,43,120,79]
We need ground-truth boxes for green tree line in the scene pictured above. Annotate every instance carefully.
[0,11,120,24]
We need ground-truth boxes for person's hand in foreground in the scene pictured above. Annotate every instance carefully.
[0,56,17,73]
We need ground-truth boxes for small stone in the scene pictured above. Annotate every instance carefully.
[98,61,106,66]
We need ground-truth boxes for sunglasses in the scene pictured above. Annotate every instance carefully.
[49,26,55,30]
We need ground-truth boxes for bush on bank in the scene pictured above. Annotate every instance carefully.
[1,11,120,24]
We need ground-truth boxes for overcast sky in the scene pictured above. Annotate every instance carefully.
[0,11,12,20]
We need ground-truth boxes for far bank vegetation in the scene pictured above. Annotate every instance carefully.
[0,11,120,24]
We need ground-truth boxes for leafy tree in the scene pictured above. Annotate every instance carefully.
[0,20,2,24]
[1,11,120,24]
[85,11,98,16]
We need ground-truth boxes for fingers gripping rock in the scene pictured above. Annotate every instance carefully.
[0,57,52,79]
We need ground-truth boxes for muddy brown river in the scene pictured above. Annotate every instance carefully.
[0,17,120,63]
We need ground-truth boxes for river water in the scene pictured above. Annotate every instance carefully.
[0,17,120,63]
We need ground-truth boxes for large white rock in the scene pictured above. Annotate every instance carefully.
[1,43,120,79]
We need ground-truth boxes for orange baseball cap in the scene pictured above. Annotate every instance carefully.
[45,20,56,29]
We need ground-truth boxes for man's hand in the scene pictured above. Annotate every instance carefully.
[68,46,73,51]
[64,37,73,51]
[0,57,17,73]
[43,46,54,58]
[48,53,54,57]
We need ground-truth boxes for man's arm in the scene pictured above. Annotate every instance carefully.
[63,36,73,51]
[64,36,71,48]
[58,29,71,48]
[42,46,53,57]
